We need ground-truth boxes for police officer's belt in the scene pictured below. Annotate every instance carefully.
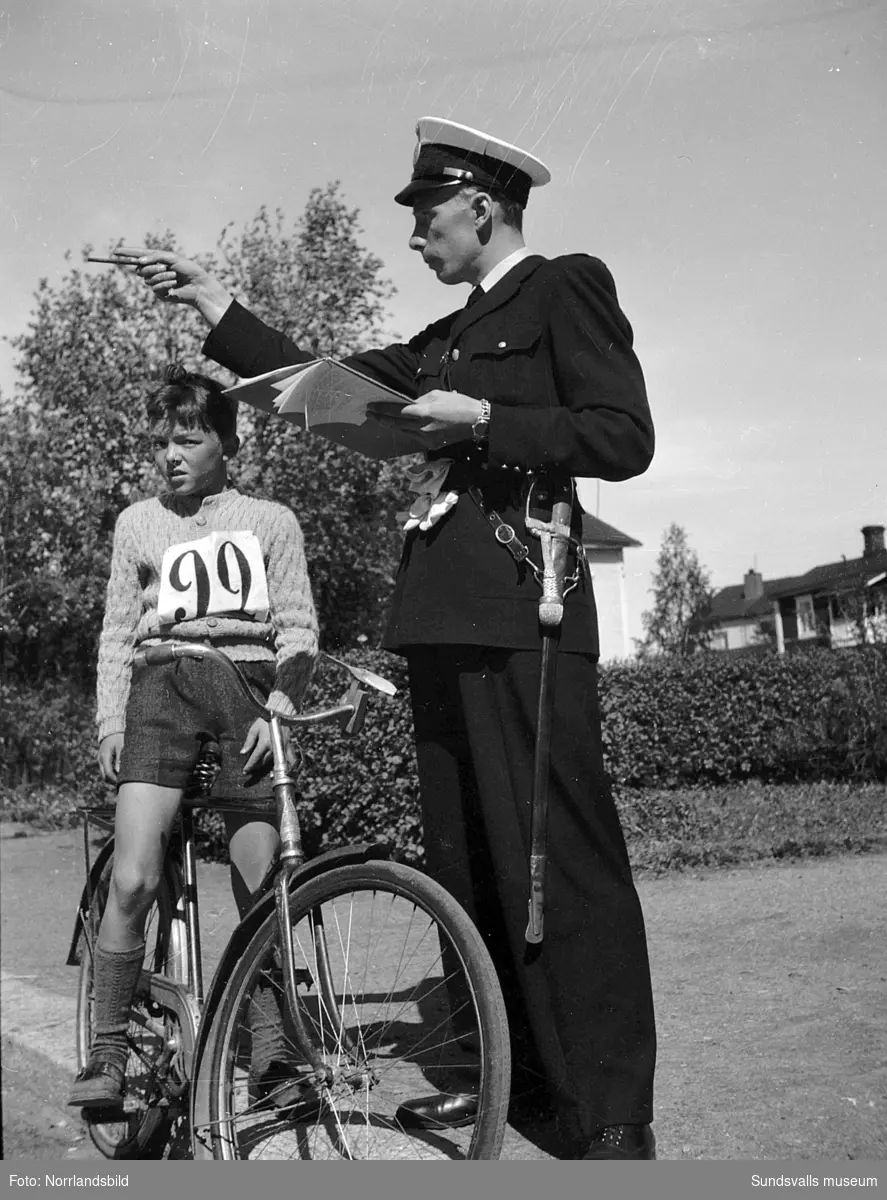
[467,486,530,564]
[467,484,590,592]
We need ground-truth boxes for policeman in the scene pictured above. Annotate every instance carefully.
[128,116,657,1159]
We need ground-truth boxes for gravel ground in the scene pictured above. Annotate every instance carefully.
[2,824,885,1161]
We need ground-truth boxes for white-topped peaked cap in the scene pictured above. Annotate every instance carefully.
[394,116,551,208]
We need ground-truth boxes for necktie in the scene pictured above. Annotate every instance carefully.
[465,286,483,309]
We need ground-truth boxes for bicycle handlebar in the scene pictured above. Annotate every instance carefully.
[132,642,394,735]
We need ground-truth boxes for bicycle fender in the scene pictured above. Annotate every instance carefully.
[65,837,116,967]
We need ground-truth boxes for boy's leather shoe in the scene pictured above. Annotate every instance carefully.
[68,1057,125,1110]
[582,1123,656,1159]
[395,1093,479,1129]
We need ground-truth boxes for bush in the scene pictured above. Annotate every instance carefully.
[600,645,887,787]
[280,648,423,863]
[0,675,103,798]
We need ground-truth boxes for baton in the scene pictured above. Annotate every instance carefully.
[524,486,573,944]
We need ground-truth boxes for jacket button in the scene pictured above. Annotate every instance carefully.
[498,341,507,348]
[206,617,218,628]
[451,347,460,361]
[195,516,207,526]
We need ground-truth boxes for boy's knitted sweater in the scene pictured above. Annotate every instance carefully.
[96,488,319,742]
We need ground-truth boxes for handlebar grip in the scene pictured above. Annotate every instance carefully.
[135,644,180,667]
[339,685,369,737]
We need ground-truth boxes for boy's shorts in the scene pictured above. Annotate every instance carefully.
[117,655,276,802]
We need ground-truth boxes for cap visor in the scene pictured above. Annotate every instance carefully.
[394,177,464,206]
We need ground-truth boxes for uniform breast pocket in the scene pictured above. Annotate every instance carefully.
[470,321,542,404]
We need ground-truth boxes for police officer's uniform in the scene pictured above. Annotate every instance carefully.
[203,117,657,1154]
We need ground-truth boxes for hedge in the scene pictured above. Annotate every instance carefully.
[599,646,887,787]
[4,645,887,863]
[0,649,421,861]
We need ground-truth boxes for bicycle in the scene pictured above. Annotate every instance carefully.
[66,641,511,1160]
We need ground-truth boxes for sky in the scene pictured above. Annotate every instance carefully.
[1,0,885,648]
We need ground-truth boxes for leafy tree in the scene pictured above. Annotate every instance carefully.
[0,184,403,688]
[638,523,713,657]
[0,235,207,683]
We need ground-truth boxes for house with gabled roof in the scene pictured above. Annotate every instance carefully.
[704,525,887,654]
[704,569,795,654]
[580,514,641,660]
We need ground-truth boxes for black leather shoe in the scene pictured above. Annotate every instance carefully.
[396,1093,479,1129]
[68,1057,125,1110]
[582,1123,656,1160]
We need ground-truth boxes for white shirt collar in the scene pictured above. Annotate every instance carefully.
[477,246,531,293]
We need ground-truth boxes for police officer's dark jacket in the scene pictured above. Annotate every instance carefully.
[203,253,654,657]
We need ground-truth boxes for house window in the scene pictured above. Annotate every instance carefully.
[711,629,728,651]
[796,594,816,638]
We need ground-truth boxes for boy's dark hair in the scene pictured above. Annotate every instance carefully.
[146,365,238,441]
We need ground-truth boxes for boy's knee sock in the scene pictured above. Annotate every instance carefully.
[244,882,291,1072]
[90,942,146,1071]
[249,971,291,1072]
[234,858,278,920]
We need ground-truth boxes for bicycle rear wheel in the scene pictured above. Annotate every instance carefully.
[75,849,189,1158]
[197,860,510,1160]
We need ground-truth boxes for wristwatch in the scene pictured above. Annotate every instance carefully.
[472,398,491,443]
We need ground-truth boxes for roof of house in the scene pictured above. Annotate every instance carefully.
[580,514,641,549]
[768,549,887,599]
[705,575,800,623]
[708,549,887,623]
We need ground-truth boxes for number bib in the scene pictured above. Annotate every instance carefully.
[157,531,270,625]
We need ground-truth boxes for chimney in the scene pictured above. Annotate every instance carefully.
[862,525,885,558]
[743,568,764,601]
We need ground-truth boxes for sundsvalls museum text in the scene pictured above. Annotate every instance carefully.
[751,1177,879,1189]
[9,1176,129,1188]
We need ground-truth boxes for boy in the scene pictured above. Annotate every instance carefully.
[69,365,318,1109]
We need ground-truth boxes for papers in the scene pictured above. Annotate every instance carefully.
[224,358,420,460]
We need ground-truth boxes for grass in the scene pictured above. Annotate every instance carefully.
[617,780,887,875]
[3,779,887,876]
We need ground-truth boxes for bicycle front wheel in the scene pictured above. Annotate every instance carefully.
[75,849,189,1159]
[198,860,510,1160]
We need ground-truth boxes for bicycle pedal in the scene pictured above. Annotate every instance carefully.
[266,957,313,991]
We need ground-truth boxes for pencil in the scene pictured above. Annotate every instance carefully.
[86,256,141,265]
